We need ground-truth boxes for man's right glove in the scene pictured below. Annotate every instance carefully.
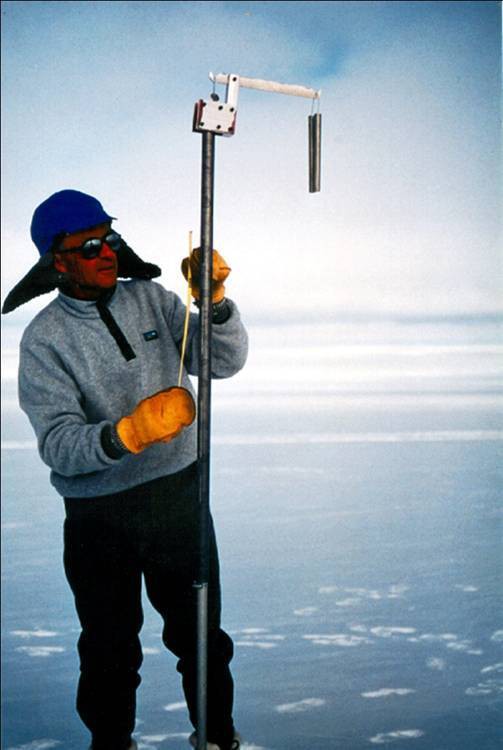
[116,387,196,454]
[181,248,231,303]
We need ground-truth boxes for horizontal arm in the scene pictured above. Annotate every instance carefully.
[209,72,321,100]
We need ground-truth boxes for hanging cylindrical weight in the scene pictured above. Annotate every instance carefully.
[308,113,322,193]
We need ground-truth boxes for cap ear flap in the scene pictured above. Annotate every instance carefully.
[1,239,162,314]
[116,239,161,280]
[2,253,66,314]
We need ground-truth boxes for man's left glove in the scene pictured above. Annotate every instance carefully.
[116,387,196,454]
[181,249,231,303]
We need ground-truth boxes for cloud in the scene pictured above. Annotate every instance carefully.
[163,701,187,712]
[370,729,425,745]
[491,630,503,643]
[317,584,409,602]
[135,733,190,748]
[303,633,372,647]
[15,646,65,658]
[240,627,268,634]
[413,633,483,655]
[481,663,503,675]
[293,607,319,616]
[446,640,483,656]
[318,586,339,594]
[11,629,58,639]
[426,657,446,671]
[465,680,503,697]
[275,697,326,713]
[6,741,62,750]
[370,627,416,638]
[418,633,458,643]
[362,688,415,699]
[350,624,368,634]
[388,585,410,598]
[232,628,285,649]
[138,733,189,743]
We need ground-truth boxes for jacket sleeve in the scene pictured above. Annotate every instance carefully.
[18,336,119,477]
[165,292,249,379]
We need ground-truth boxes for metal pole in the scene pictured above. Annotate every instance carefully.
[195,129,215,750]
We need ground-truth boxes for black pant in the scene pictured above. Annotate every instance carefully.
[64,462,235,750]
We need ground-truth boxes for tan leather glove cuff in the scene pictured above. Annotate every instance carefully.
[116,415,143,454]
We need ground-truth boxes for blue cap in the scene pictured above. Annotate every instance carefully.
[30,190,115,256]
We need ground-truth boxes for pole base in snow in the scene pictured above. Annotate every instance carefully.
[195,582,209,750]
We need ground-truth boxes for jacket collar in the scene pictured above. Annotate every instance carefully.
[57,287,117,318]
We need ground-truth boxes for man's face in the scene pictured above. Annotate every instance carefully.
[53,223,118,299]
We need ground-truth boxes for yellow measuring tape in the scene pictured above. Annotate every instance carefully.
[177,230,193,387]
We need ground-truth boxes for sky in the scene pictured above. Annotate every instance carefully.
[1,0,501,322]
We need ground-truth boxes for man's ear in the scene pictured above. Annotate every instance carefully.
[53,253,67,274]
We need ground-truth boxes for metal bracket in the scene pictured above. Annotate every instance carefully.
[192,74,239,137]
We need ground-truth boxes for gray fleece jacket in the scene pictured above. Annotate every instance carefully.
[18,279,248,498]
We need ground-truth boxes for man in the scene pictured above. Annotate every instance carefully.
[2,189,248,750]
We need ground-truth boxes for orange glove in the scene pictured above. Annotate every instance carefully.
[181,248,231,303]
[116,387,196,454]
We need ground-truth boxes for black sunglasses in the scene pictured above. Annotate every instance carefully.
[57,231,122,260]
